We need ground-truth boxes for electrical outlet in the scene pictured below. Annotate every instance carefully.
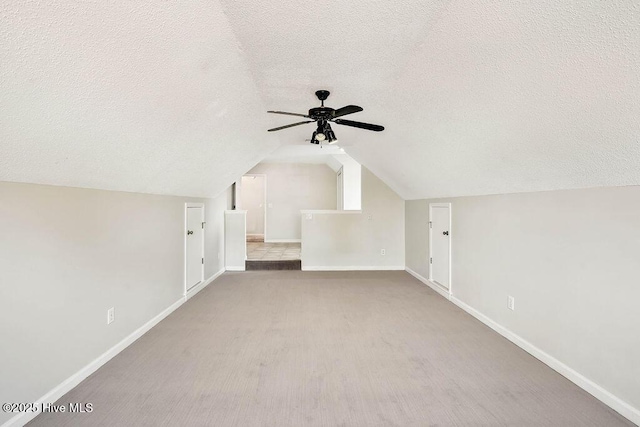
[107,307,115,324]
[508,296,515,311]
[367,214,373,220]
[381,249,386,255]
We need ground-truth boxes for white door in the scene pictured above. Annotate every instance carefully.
[186,205,204,291]
[430,204,451,290]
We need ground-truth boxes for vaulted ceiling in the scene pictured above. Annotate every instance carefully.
[2,1,639,199]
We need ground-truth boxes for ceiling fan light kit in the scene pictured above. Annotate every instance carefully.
[268,90,384,145]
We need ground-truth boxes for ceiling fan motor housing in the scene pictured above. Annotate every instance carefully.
[308,107,335,120]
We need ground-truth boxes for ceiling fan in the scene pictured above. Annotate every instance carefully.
[267,90,384,144]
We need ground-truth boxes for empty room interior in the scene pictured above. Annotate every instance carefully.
[1,1,639,426]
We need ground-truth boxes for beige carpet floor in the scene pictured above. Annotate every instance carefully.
[28,271,633,426]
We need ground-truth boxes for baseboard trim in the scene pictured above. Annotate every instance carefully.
[264,239,301,243]
[302,265,405,271]
[449,296,640,426]
[3,271,226,427]
[225,266,245,271]
[2,297,185,427]
[405,267,451,300]
[186,269,224,301]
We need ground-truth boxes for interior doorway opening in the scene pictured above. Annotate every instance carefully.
[241,174,266,243]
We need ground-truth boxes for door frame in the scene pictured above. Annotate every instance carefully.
[429,202,452,295]
[184,202,205,296]
[241,174,267,241]
[337,167,344,210]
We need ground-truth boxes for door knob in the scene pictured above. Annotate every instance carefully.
[187,230,193,235]
[443,231,449,236]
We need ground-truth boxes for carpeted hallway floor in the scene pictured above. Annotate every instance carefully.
[28,271,633,426]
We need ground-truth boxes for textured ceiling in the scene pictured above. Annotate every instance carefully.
[0,0,279,197]
[2,0,640,199]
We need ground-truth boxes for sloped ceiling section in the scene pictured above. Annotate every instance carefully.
[2,1,640,200]
[223,0,640,199]
[359,1,640,199]
[0,0,279,197]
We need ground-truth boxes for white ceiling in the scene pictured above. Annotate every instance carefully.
[2,1,639,199]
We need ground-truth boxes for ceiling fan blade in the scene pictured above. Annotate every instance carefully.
[333,105,363,118]
[268,121,315,132]
[267,110,309,118]
[333,119,384,132]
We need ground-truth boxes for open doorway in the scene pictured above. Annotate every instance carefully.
[240,172,301,266]
[241,174,266,243]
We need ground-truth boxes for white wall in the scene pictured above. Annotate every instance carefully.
[0,181,230,426]
[405,186,640,424]
[301,167,404,270]
[247,163,336,241]
[204,191,230,278]
[224,210,246,270]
